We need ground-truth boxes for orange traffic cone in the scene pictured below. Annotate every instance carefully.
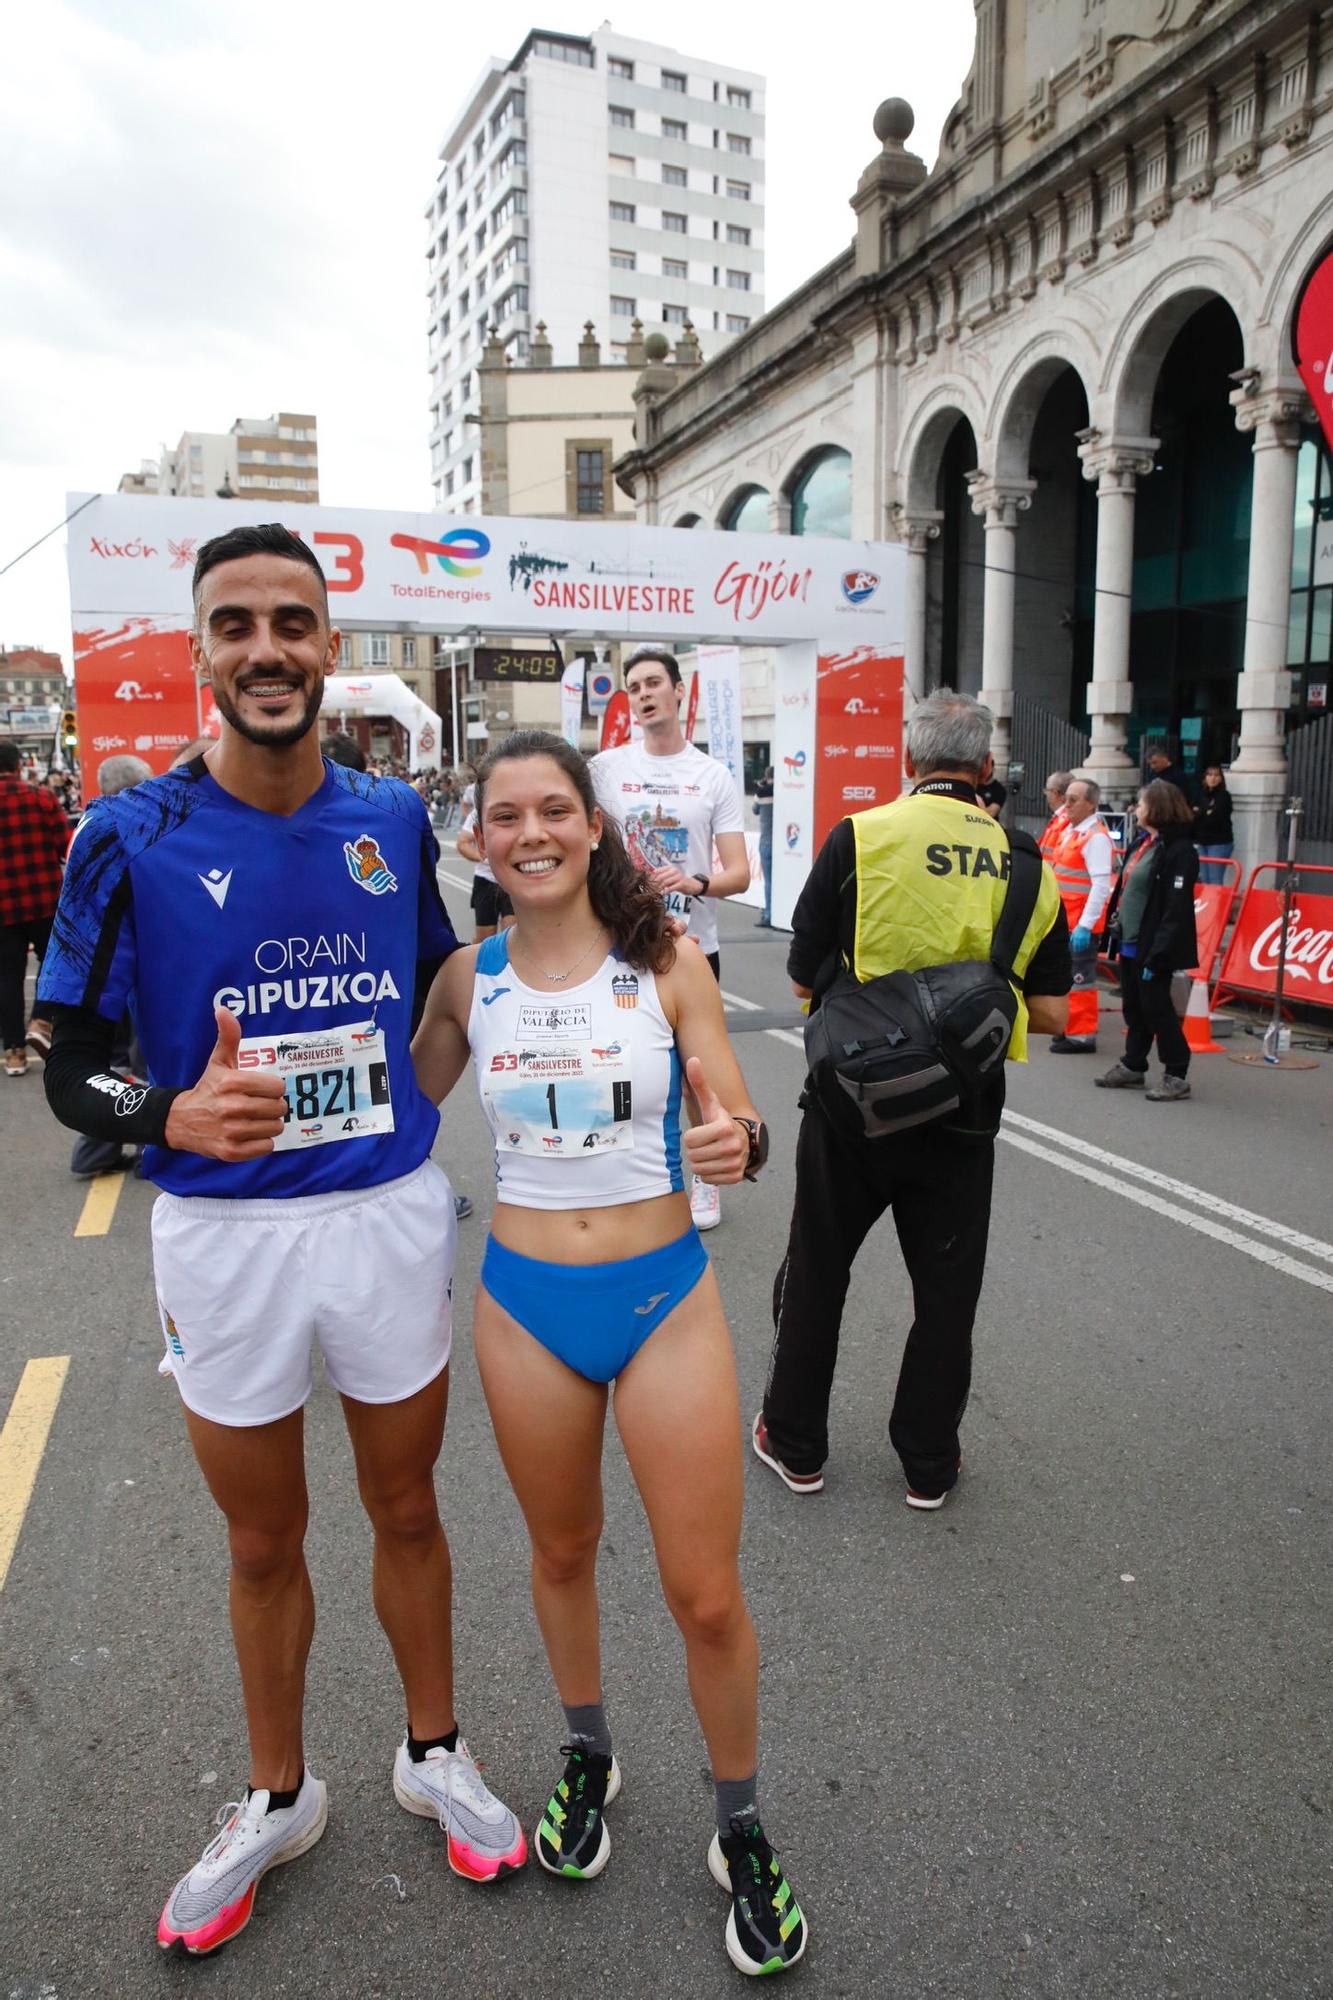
[1181,975,1223,1054]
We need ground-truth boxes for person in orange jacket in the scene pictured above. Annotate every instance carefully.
[1038,771,1071,859]
[1048,777,1114,1052]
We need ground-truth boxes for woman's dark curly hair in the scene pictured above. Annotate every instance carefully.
[475,730,676,975]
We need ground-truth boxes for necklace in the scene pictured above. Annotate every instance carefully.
[512,927,607,985]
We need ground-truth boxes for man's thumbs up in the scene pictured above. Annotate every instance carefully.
[208,1004,242,1069]
[164,1005,287,1161]
[682,1056,748,1186]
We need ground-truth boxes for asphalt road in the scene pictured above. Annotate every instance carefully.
[2,890,1331,2000]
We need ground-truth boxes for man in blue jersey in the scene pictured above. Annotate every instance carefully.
[40,524,526,1956]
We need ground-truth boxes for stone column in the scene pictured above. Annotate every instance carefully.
[1228,383,1306,875]
[890,507,941,708]
[1076,435,1157,799]
[966,475,1035,771]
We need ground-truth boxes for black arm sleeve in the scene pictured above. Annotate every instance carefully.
[786,820,856,990]
[43,1005,183,1146]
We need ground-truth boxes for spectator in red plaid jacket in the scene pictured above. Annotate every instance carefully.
[0,740,68,1077]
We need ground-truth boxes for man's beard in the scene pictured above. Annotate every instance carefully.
[210,676,324,749]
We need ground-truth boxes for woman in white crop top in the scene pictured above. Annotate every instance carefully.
[414,731,805,1976]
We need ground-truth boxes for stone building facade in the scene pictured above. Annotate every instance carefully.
[616,0,1333,868]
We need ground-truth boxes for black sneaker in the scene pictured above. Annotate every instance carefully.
[534,1745,620,1879]
[708,1816,808,1976]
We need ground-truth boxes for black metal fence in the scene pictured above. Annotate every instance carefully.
[1286,711,1333,868]
[1008,695,1090,838]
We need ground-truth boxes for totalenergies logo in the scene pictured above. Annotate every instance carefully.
[390,528,491,578]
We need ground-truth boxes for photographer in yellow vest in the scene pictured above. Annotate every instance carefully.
[752,691,1070,1510]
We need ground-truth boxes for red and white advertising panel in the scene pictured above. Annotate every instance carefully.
[1191,865,1241,978]
[813,647,905,853]
[1293,235,1333,457]
[1214,865,1333,1009]
[771,643,816,932]
[73,618,201,797]
[66,494,904,647]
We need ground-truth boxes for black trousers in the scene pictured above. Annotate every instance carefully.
[764,1101,994,1493]
[0,917,52,1050]
[1119,959,1190,1078]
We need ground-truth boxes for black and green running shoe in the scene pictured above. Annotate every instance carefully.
[708,1817,808,1976]
[534,1745,621,1880]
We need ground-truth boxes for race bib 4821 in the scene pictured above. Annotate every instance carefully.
[236,1020,394,1151]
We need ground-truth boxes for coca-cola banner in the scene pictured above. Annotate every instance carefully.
[813,647,905,852]
[66,493,904,648]
[1192,869,1240,977]
[1292,236,1333,456]
[1214,867,1333,1008]
[73,618,202,798]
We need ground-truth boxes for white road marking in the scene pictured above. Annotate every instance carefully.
[721,986,806,1051]
[724,986,1333,1291]
[1002,1109,1333,1266]
[437,865,473,894]
[998,1126,1333,1298]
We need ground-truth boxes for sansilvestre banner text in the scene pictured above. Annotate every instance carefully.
[66,494,904,648]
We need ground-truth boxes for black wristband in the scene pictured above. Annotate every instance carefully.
[694,873,711,897]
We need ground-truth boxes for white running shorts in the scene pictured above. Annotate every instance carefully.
[150,1160,457,1427]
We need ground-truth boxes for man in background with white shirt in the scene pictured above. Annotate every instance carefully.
[590,645,750,1230]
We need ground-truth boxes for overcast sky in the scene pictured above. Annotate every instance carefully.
[0,0,976,665]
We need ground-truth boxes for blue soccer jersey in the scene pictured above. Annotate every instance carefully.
[38,759,458,1198]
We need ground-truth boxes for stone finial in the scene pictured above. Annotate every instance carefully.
[873,98,915,147]
[479,325,507,370]
[673,319,702,367]
[642,331,670,363]
[530,320,553,366]
[625,317,647,367]
[852,93,928,278]
[578,320,601,367]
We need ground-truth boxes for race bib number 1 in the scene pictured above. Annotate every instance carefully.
[236,1020,394,1151]
[483,1041,633,1159]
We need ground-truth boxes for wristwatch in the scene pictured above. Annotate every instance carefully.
[694,873,711,897]
[732,1116,769,1182]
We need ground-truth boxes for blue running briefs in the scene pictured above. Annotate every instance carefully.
[480,1229,708,1384]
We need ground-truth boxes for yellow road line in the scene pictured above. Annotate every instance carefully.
[0,1357,70,1593]
[74,1171,125,1237]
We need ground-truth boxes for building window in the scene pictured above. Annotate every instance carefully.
[611,249,637,269]
[722,485,771,532]
[475,225,487,255]
[497,285,528,318]
[727,133,751,155]
[497,139,526,173]
[445,470,455,496]
[727,86,752,109]
[662,163,687,188]
[726,223,751,246]
[608,55,634,79]
[456,203,467,230]
[609,200,636,223]
[663,304,687,324]
[463,456,474,483]
[609,152,635,178]
[661,69,686,92]
[662,211,687,234]
[662,256,687,280]
[403,638,416,667]
[726,314,751,333]
[576,449,606,514]
[610,295,636,316]
[610,105,635,128]
[726,269,751,290]
[726,178,751,200]
[369,634,390,667]
[531,35,593,64]
[662,116,687,141]
[790,447,852,538]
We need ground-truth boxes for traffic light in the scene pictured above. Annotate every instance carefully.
[60,709,78,751]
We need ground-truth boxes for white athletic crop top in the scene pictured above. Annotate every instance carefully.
[467,929,684,1210]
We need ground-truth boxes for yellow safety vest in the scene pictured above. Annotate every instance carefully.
[849,792,1064,1063]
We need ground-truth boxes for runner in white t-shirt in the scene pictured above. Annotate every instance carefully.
[590,647,750,1231]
